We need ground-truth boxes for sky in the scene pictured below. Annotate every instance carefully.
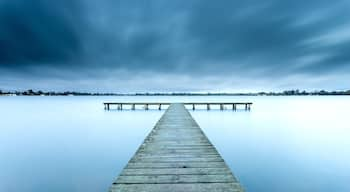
[1,0,350,92]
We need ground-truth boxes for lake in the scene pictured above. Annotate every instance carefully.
[0,96,349,191]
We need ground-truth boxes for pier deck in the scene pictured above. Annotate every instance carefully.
[110,103,244,192]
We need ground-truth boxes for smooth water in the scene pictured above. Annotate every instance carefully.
[0,96,349,192]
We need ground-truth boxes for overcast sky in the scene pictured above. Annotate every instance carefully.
[1,0,350,92]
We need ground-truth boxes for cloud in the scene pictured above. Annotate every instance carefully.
[0,0,85,66]
[184,0,350,76]
[0,0,350,91]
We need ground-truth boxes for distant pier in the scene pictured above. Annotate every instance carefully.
[104,102,252,111]
[109,103,244,192]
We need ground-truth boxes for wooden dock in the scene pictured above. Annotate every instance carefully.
[104,102,252,111]
[109,103,244,192]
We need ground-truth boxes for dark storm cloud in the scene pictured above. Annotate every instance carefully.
[0,0,84,66]
[0,0,350,91]
[79,0,191,72]
[185,0,350,75]
[297,39,350,74]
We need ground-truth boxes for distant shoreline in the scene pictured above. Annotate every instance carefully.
[1,89,350,96]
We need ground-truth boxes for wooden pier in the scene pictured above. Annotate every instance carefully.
[109,103,244,192]
[104,102,252,111]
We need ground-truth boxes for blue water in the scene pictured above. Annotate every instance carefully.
[0,96,349,191]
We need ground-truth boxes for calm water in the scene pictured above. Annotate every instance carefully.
[0,96,349,192]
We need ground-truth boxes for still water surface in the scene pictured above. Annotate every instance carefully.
[0,96,349,191]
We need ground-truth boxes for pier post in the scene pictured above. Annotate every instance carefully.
[159,104,161,110]
[220,104,224,110]
[245,104,248,110]
[145,104,149,110]
[233,104,236,111]
[132,104,135,110]
[192,104,195,110]
[207,104,210,110]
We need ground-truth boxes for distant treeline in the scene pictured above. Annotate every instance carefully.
[1,89,350,96]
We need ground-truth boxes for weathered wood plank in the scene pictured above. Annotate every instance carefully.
[110,183,243,192]
[120,167,232,176]
[110,103,244,192]
[130,157,223,162]
[115,174,236,184]
[125,161,228,169]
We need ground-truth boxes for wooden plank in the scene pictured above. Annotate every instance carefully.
[134,154,221,158]
[129,157,224,163]
[110,183,243,192]
[125,162,228,169]
[115,174,236,184]
[104,102,252,105]
[110,103,244,192]
[120,167,232,176]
